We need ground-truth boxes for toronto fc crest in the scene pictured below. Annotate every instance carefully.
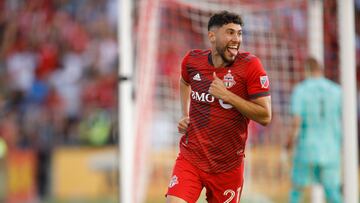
[168,175,179,188]
[223,70,236,88]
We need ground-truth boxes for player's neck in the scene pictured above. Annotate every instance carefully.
[211,52,229,68]
[310,70,323,78]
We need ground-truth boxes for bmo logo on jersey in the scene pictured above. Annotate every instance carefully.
[191,90,233,109]
[191,90,215,103]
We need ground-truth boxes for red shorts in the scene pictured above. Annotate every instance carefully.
[166,154,244,203]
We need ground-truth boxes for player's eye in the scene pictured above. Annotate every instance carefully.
[227,30,235,35]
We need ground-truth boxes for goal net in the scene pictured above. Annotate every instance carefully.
[133,0,310,202]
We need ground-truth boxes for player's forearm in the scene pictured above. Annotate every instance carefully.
[224,92,271,126]
[180,78,191,117]
[290,116,301,140]
[286,116,301,150]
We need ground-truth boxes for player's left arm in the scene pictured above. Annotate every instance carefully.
[229,92,271,126]
[209,72,271,126]
[285,114,301,151]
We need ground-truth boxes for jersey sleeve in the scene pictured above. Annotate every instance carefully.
[181,51,191,84]
[246,57,270,99]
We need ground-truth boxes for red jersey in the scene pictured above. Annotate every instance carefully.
[180,49,270,173]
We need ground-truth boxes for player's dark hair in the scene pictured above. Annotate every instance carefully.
[208,10,244,31]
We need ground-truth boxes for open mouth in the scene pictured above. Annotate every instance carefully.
[227,45,238,56]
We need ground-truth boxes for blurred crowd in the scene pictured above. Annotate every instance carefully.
[0,0,118,150]
[0,0,118,198]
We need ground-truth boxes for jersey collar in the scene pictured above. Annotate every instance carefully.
[208,52,236,68]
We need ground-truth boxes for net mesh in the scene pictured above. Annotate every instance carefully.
[135,0,310,202]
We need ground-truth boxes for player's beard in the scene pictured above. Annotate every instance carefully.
[216,43,238,65]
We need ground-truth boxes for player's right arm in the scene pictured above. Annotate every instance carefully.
[177,52,192,134]
[286,86,302,151]
[178,78,191,134]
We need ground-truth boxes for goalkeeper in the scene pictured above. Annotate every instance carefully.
[286,57,343,203]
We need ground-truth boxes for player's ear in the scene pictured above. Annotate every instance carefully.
[208,31,215,43]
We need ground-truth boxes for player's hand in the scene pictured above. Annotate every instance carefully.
[178,116,190,134]
[285,136,295,151]
[209,72,229,101]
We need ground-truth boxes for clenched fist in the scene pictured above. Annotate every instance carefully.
[178,116,190,134]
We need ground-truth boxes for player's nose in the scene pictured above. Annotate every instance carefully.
[232,33,241,43]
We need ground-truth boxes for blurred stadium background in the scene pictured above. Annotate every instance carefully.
[0,0,359,203]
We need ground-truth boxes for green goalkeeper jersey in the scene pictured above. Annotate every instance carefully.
[290,77,342,165]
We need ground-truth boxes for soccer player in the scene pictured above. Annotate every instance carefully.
[166,11,272,203]
[286,57,343,203]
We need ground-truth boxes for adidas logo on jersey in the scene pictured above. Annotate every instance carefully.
[193,73,201,81]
